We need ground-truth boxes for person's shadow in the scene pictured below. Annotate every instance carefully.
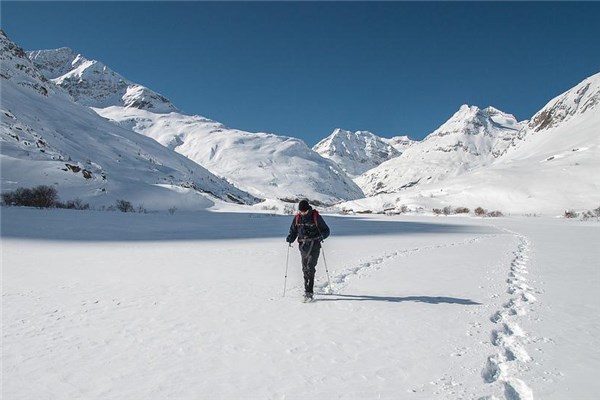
[317,293,481,305]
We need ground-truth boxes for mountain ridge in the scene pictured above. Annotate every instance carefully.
[528,72,600,132]
[340,73,600,214]
[28,47,178,113]
[27,44,365,205]
[312,128,414,177]
[1,30,258,209]
[95,106,365,205]
[2,29,598,214]
[355,104,525,196]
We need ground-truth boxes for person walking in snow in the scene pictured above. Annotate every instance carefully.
[286,200,330,301]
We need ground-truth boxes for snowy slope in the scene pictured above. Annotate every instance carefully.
[356,105,524,196]
[30,47,364,205]
[312,128,414,177]
[340,73,600,215]
[3,207,599,400]
[95,107,364,205]
[496,73,600,167]
[0,31,257,209]
[527,72,600,132]
[28,48,177,113]
[342,111,600,215]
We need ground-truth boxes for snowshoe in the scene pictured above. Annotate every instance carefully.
[302,293,314,303]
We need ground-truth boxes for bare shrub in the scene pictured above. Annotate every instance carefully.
[565,206,600,220]
[57,198,90,210]
[582,211,595,220]
[474,207,487,216]
[168,206,178,215]
[564,210,578,219]
[1,185,58,208]
[455,207,470,214]
[116,199,135,213]
[32,186,58,208]
[1,190,18,206]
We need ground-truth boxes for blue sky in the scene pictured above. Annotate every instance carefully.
[3,1,600,145]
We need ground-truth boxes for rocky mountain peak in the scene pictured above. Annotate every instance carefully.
[27,48,178,113]
[354,103,525,196]
[0,30,53,97]
[528,72,600,132]
[1,30,258,208]
[313,128,404,177]
[429,104,521,140]
[28,47,79,79]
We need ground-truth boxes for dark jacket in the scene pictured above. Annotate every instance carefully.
[286,209,330,251]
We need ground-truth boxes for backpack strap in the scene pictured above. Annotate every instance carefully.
[295,210,319,228]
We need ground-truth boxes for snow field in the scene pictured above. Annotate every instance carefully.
[2,208,599,399]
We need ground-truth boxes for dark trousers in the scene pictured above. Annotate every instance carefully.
[300,244,320,294]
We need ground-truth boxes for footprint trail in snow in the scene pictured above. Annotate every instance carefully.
[482,233,539,400]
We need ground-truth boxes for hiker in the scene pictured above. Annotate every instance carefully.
[286,200,330,301]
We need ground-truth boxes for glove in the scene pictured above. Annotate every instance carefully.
[320,235,325,243]
[286,235,293,243]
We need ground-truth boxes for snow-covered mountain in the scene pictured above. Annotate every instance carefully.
[528,74,600,133]
[28,48,177,113]
[341,73,600,215]
[29,46,364,205]
[94,107,364,205]
[5,29,598,214]
[0,30,257,209]
[355,105,524,196]
[312,129,414,177]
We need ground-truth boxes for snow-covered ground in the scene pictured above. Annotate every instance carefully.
[2,207,599,400]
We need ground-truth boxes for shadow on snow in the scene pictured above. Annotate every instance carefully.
[0,208,497,242]
[317,293,482,305]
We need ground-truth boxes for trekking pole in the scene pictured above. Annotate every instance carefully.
[283,244,291,297]
[321,244,333,294]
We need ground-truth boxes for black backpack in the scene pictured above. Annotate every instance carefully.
[295,210,321,238]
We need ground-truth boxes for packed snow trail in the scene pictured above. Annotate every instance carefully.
[311,234,499,295]
[483,232,536,400]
